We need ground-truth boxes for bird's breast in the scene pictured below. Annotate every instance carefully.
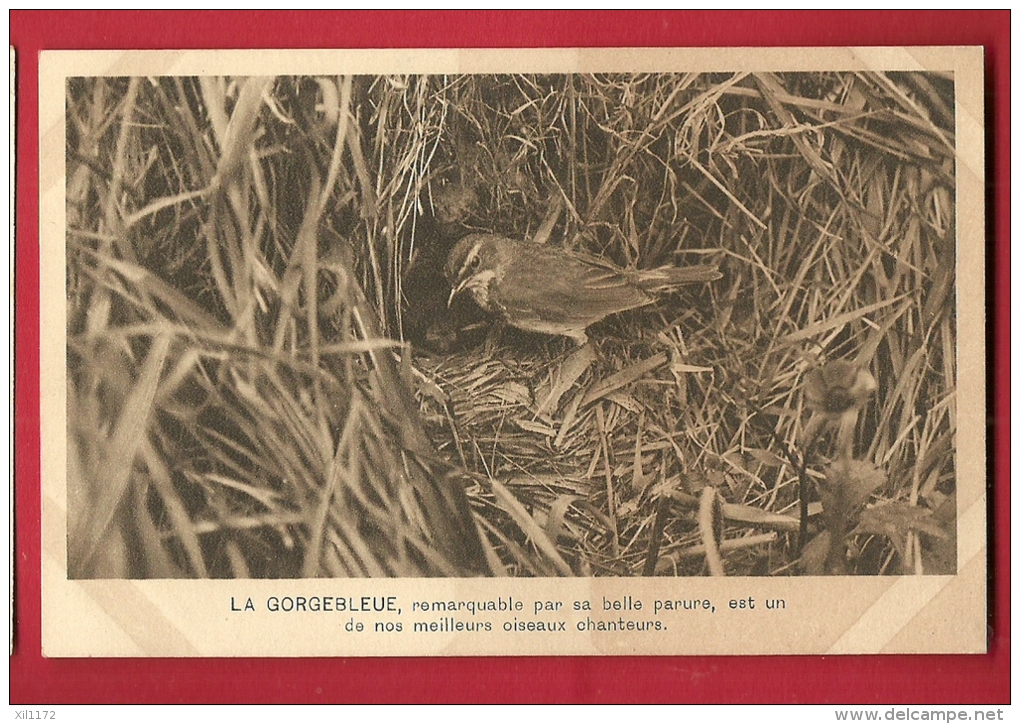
[466,269,498,311]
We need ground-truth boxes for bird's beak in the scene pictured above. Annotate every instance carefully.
[448,278,468,307]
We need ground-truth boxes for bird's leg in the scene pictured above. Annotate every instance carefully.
[483,318,506,358]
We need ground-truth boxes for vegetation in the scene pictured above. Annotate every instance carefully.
[65,71,957,577]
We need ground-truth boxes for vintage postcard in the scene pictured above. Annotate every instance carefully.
[39,46,986,657]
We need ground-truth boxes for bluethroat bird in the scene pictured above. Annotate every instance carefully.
[445,233,721,345]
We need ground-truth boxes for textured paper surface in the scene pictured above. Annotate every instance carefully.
[40,46,987,657]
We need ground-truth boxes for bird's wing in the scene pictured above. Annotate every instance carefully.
[494,253,651,327]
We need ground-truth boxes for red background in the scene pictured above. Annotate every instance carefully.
[10,10,1010,704]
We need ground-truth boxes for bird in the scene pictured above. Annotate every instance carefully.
[445,233,721,345]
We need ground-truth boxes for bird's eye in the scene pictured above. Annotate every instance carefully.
[469,255,481,270]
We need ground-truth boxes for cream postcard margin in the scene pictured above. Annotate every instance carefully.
[39,47,986,657]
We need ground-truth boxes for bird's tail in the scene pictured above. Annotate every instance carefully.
[633,265,722,291]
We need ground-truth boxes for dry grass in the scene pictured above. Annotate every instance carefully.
[65,71,956,577]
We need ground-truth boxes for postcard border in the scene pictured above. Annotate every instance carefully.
[12,10,1010,704]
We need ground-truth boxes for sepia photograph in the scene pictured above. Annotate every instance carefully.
[39,47,987,656]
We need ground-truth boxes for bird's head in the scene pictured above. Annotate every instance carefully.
[444,234,509,309]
